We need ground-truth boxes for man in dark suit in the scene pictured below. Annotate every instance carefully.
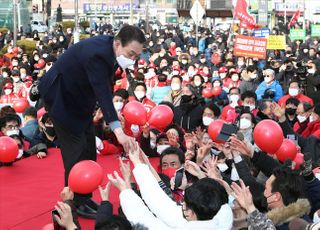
[39,26,146,218]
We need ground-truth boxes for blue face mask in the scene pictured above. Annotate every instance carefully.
[228,194,235,208]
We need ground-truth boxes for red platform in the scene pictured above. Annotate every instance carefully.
[0,148,159,230]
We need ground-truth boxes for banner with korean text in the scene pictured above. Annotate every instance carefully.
[234,35,267,59]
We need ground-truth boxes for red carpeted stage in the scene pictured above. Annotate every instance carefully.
[0,148,159,230]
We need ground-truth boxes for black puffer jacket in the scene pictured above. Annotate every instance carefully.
[173,102,203,132]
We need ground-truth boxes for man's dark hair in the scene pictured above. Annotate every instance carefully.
[115,25,146,47]
[159,101,175,112]
[134,82,147,91]
[157,74,167,82]
[229,87,240,95]
[171,75,183,83]
[286,97,299,106]
[271,165,305,206]
[113,88,129,100]
[0,113,21,129]
[300,101,313,112]
[258,99,273,111]
[204,102,221,118]
[184,178,228,220]
[160,147,185,166]
[247,65,257,73]
[23,106,37,118]
[95,215,131,230]
[289,80,300,88]
[241,90,257,101]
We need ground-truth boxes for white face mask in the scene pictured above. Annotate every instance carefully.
[194,81,202,87]
[34,56,39,61]
[4,89,12,95]
[150,141,156,149]
[203,76,208,82]
[297,115,307,123]
[202,116,214,126]
[12,77,20,83]
[238,61,244,66]
[2,73,8,78]
[6,129,19,136]
[239,118,252,130]
[264,76,273,84]
[171,83,181,91]
[172,70,179,76]
[116,55,136,69]
[20,73,26,81]
[113,102,124,111]
[288,88,299,97]
[213,82,220,87]
[45,64,52,72]
[157,144,170,154]
[313,209,320,223]
[182,60,188,65]
[17,149,24,159]
[229,94,239,103]
[134,91,145,100]
[220,73,227,79]
[309,115,316,123]
[308,69,315,74]
[250,73,257,79]
[231,75,239,81]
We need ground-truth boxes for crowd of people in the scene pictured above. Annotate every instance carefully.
[0,21,320,230]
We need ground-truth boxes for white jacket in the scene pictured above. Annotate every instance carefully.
[119,164,233,230]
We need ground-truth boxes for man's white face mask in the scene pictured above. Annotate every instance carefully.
[116,55,135,69]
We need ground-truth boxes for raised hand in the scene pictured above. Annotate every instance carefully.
[184,133,195,150]
[128,141,142,166]
[98,182,111,201]
[167,131,179,147]
[229,136,254,158]
[54,202,76,230]
[119,158,132,187]
[107,171,128,192]
[231,179,256,214]
[184,160,206,179]
[60,187,74,201]
[202,155,223,181]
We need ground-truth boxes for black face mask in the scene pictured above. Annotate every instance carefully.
[45,126,56,137]
[286,108,297,116]
[181,95,193,104]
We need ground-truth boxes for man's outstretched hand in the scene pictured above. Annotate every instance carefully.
[114,128,135,153]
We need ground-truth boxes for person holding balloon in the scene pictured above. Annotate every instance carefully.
[39,26,145,219]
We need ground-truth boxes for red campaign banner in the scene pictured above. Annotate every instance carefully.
[233,35,267,59]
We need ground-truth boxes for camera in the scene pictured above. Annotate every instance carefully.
[262,89,275,100]
[235,106,251,115]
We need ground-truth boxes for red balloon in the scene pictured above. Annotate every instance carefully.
[293,153,304,170]
[41,223,54,230]
[208,119,225,143]
[0,136,19,162]
[253,119,283,154]
[68,160,104,194]
[148,105,173,129]
[38,59,46,68]
[275,139,298,162]
[123,101,147,126]
[212,86,222,96]
[202,88,213,98]
[13,99,30,113]
[34,63,39,69]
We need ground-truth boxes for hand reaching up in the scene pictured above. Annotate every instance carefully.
[60,187,74,201]
[54,202,76,230]
[229,136,254,158]
[107,171,128,192]
[119,158,132,188]
[231,179,256,214]
[128,141,142,166]
[184,160,206,179]
[98,182,111,201]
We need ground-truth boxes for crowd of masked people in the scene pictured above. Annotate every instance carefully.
[1,22,320,230]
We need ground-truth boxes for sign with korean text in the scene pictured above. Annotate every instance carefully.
[254,28,270,38]
[290,29,306,41]
[83,3,139,13]
[267,35,286,50]
[234,35,267,59]
[311,24,320,37]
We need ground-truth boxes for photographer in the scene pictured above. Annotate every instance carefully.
[305,60,320,104]
[276,59,296,92]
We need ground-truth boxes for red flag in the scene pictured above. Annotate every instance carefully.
[288,8,301,29]
[234,0,260,29]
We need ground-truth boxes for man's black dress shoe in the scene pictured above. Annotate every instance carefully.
[76,204,97,219]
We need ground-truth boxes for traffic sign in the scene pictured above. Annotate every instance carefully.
[190,0,205,24]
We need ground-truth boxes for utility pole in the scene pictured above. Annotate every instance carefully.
[130,0,133,25]
[74,0,80,43]
[284,0,287,25]
[302,0,305,30]
[13,0,17,47]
